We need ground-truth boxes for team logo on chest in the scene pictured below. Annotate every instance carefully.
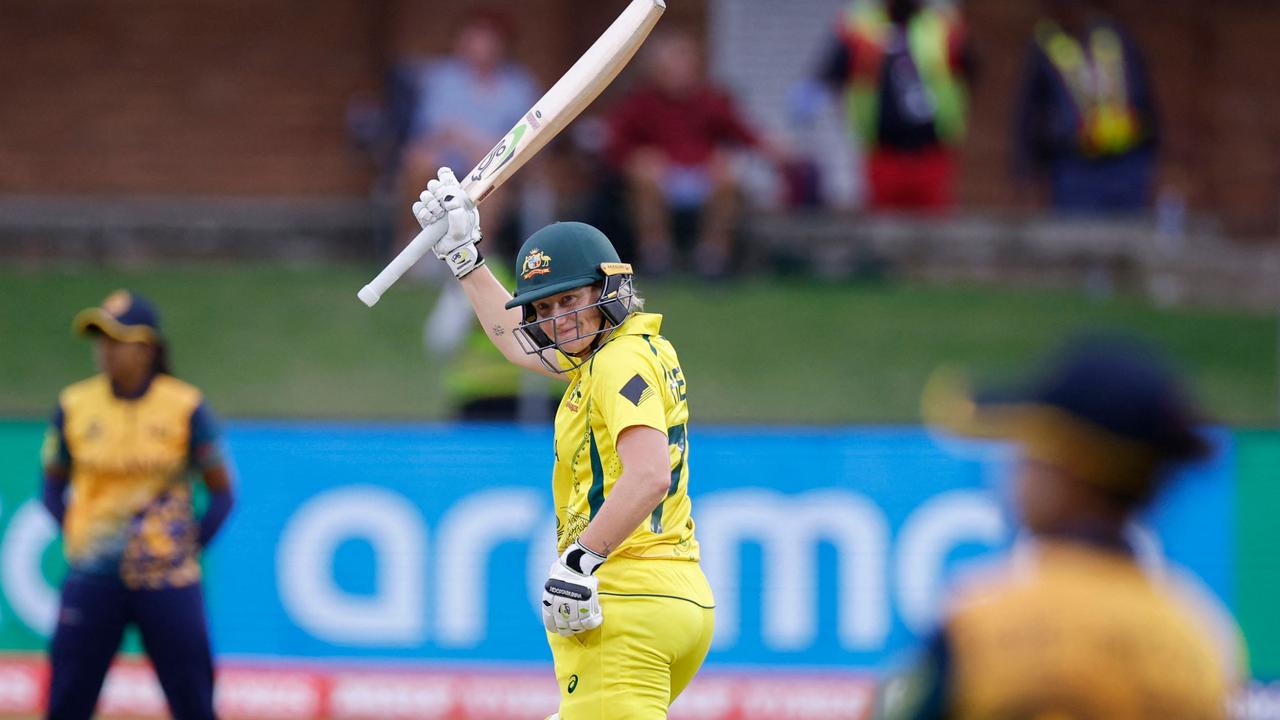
[565,381,584,413]
[520,248,552,280]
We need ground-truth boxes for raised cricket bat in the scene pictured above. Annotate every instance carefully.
[358,0,666,307]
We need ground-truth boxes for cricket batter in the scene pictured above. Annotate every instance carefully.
[415,168,714,719]
[40,291,234,720]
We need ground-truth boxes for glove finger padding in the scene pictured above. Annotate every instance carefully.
[543,594,574,637]
[572,605,593,633]
[444,204,477,245]
[555,603,576,637]
[436,166,459,186]
[434,175,479,243]
[412,195,444,228]
[580,600,603,631]
[542,600,559,634]
[424,165,483,279]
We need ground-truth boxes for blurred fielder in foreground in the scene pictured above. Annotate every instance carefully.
[40,290,235,720]
[882,336,1242,719]
[412,168,714,719]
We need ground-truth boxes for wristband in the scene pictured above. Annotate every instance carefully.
[444,244,484,279]
[561,540,607,576]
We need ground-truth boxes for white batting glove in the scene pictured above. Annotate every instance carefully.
[409,179,450,259]
[542,541,606,637]
[425,167,484,279]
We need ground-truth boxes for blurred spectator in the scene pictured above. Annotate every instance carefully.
[606,31,783,278]
[387,9,567,388]
[1014,0,1159,214]
[817,0,973,212]
[881,336,1242,718]
[398,9,538,258]
[41,291,235,720]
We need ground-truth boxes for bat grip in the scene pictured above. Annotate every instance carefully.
[357,221,447,307]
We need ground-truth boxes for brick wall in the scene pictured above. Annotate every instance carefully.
[0,0,704,199]
[0,0,389,196]
[0,0,1274,236]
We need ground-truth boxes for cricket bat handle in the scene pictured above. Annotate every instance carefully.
[357,183,479,307]
[356,225,436,307]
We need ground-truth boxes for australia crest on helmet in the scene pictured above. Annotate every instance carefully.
[521,248,552,280]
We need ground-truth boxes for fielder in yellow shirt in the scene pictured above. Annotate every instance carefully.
[879,337,1242,719]
[42,290,235,720]
[411,168,714,719]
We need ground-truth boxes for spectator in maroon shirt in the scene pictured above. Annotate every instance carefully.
[606,31,779,278]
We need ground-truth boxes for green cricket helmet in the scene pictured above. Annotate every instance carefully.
[506,222,636,371]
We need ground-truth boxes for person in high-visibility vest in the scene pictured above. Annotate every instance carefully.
[819,0,974,211]
[426,260,561,421]
[1014,0,1159,213]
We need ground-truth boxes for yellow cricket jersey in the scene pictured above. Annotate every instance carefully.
[45,374,215,589]
[546,310,716,717]
[942,540,1233,719]
[553,312,700,567]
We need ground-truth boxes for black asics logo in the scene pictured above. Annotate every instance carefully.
[567,674,579,694]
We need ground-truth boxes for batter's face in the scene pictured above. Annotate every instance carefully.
[93,336,154,384]
[532,285,604,356]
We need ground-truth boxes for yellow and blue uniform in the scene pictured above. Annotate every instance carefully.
[880,538,1234,719]
[549,311,715,719]
[891,337,1237,719]
[47,373,223,587]
[42,369,229,720]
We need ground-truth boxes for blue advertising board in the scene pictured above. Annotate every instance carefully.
[0,423,1235,670]
[207,423,1234,667]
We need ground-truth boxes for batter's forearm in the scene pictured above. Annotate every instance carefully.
[459,267,531,362]
[578,467,669,556]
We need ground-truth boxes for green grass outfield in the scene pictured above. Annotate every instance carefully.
[2,264,1276,424]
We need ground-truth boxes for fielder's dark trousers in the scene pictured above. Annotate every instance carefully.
[46,571,216,720]
[1048,146,1155,214]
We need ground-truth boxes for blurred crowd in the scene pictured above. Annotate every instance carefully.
[351,0,1169,421]
[356,0,1162,281]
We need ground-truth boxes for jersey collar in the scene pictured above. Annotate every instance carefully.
[108,372,157,400]
[562,313,663,375]
[608,312,662,340]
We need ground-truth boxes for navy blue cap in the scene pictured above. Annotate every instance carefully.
[992,336,1210,461]
[73,290,162,344]
[923,334,1211,499]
